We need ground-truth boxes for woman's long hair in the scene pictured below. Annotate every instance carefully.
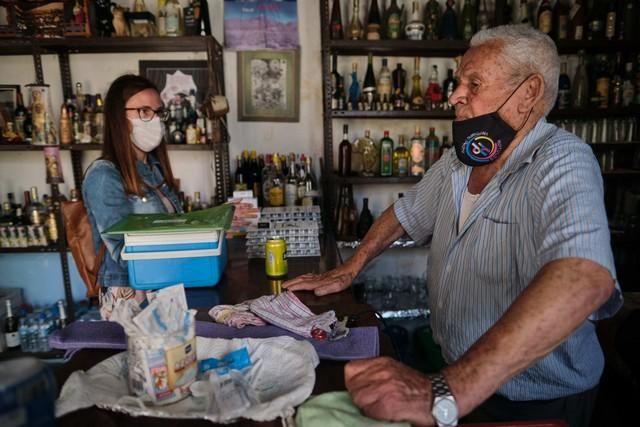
[101,74,177,196]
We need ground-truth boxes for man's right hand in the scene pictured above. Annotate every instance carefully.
[282,263,357,296]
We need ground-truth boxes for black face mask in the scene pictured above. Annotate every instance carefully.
[452,77,533,167]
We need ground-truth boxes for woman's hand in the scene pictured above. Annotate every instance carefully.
[282,263,358,296]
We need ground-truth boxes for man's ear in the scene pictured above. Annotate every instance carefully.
[519,74,545,113]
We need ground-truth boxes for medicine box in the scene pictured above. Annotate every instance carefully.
[121,230,227,291]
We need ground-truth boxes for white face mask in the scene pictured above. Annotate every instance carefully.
[129,117,165,152]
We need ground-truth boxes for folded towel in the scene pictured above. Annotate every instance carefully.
[49,320,379,361]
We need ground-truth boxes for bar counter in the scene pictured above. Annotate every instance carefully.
[54,238,393,426]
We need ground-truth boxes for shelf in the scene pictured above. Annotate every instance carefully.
[0,35,213,56]
[548,107,640,120]
[328,39,468,57]
[330,110,455,119]
[0,246,62,254]
[337,238,424,249]
[330,174,422,185]
[602,169,640,176]
[588,142,640,149]
[555,39,640,54]
[0,142,227,151]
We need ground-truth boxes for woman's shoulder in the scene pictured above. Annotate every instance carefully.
[83,159,124,188]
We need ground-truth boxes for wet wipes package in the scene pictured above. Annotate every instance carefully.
[111,284,198,405]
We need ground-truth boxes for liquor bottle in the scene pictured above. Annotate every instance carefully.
[14,207,26,226]
[440,0,458,39]
[572,50,589,108]
[569,0,585,40]
[392,63,407,110]
[7,192,19,212]
[461,0,476,40]
[338,124,352,176]
[26,187,47,225]
[605,0,617,40]
[330,0,344,40]
[0,202,15,226]
[347,0,364,40]
[331,55,344,110]
[425,65,443,111]
[59,104,72,145]
[14,92,28,141]
[498,0,513,25]
[618,0,637,40]
[410,57,425,110]
[366,0,382,40]
[622,61,635,107]
[75,82,84,112]
[537,0,552,35]
[406,0,426,40]
[552,0,569,40]
[303,156,318,205]
[268,155,285,207]
[250,151,262,201]
[440,135,453,158]
[556,61,571,110]
[410,126,425,176]
[4,299,20,349]
[442,68,458,110]
[357,129,379,176]
[57,300,68,329]
[594,55,611,109]
[362,53,377,107]
[610,53,624,109]
[45,212,58,244]
[285,160,298,207]
[337,184,358,240]
[386,0,403,39]
[393,135,409,177]
[94,94,104,143]
[234,155,247,191]
[380,130,394,176]
[170,123,185,144]
[587,0,605,40]
[349,63,360,110]
[425,127,440,168]
[356,197,374,239]
[518,0,530,25]
[377,58,392,107]
[424,0,442,40]
[165,0,183,36]
[477,0,490,31]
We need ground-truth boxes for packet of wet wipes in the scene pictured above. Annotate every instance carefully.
[208,369,259,420]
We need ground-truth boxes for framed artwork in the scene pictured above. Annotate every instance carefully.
[64,0,91,37]
[139,60,209,106]
[0,1,18,37]
[237,49,299,122]
[0,84,19,124]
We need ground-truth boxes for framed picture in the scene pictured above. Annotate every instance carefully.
[237,49,299,122]
[0,1,18,37]
[139,60,209,106]
[0,84,19,125]
[64,0,91,37]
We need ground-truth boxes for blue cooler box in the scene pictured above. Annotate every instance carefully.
[121,230,227,290]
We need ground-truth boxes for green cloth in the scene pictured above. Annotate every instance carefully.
[104,205,235,235]
[295,391,411,427]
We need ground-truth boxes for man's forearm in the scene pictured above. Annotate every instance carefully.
[442,257,615,416]
[346,205,407,272]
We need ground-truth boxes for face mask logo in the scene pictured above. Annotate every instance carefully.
[464,132,501,163]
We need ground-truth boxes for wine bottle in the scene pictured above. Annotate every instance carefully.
[557,61,571,110]
[331,54,344,110]
[553,0,569,40]
[377,58,392,107]
[440,0,458,39]
[425,127,440,168]
[518,0,530,26]
[380,130,394,176]
[410,126,425,176]
[234,155,247,191]
[366,0,382,40]
[622,61,634,107]
[611,53,624,109]
[347,0,364,40]
[569,0,585,40]
[356,197,374,238]
[4,299,20,349]
[338,124,352,176]
[14,92,28,142]
[410,57,425,110]
[285,160,298,207]
[392,63,407,110]
[348,63,360,110]
[393,135,409,177]
[477,0,490,31]
[442,68,458,110]
[362,53,377,107]
[386,0,403,39]
[619,0,637,40]
[537,0,552,35]
[587,0,605,40]
[424,0,442,40]
[594,55,611,109]
[330,0,344,40]
[572,50,589,108]
[605,0,617,41]
[461,0,476,40]
[406,0,426,40]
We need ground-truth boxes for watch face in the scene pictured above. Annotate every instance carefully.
[434,397,458,425]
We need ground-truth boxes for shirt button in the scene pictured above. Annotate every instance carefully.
[141,197,148,203]
[445,264,452,273]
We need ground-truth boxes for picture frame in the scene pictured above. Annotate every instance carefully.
[139,60,209,106]
[0,1,18,37]
[237,49,300,122]
[0,84,20,125]
[63,0,91,37]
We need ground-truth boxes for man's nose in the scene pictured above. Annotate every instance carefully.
[449,84,466,107]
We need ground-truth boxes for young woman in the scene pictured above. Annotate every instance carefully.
[83,74,182,319]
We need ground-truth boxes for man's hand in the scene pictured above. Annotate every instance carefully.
[282,263,357,296]
[345,357,435,426]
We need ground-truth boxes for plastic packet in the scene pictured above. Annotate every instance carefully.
[199,347,252,375]
[207,369,259,420]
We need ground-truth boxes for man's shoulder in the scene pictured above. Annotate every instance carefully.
[532,126,595,168]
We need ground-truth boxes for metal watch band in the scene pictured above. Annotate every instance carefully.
[428,373,458,427]
[429,373,452,398]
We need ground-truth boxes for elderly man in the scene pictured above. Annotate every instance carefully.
[284,25,622,427]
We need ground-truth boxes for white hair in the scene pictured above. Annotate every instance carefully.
[470,25,560,116]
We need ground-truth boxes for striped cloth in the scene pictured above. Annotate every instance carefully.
[394,118,623,400]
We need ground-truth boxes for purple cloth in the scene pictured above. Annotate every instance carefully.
[49,320,379,361]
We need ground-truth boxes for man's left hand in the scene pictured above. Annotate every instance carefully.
[345,356,435,426]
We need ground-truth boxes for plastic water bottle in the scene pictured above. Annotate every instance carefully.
[38,315,50,352]
[18,318,30,352]
[27,317,39,353]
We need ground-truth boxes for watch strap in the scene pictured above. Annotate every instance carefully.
[429,373,452,398]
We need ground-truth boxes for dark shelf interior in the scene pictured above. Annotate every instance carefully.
[331,110,455,119]
[0,246,62,254]
[548,107,640,120]
[330,174,422,185]
[0,142,227,151]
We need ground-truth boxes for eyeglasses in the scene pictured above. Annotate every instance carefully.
[125,106,170,122]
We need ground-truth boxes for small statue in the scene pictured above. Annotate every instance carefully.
[112,5,130,36]
[95,0,115,37]
[133,0,147,12]
[72,0,85,25]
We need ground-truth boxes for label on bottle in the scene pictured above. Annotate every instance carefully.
[538,10,552,34]
[574,25,583,40]
[387,14,401,39]
[397,158,408,176]
[4,331,20,348]
[410,140,425,176]
[366,23,381,40]
[166,16,179,35]
[596,78,611,108]
[557,89,571,110]
[378,75,392,99]
[269,187,284,206]
[622,81,634,107]
[285,183,297,207]
[605,12,616,39]
[381,146,393,175]
[557,15,568,39]
[569,4,580,20]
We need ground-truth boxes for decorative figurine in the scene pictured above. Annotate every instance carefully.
[72,0,85,25]
[112,5,130,36]
[95,0,115,37]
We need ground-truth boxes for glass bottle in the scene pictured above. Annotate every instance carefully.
[377,58,392,107]
[605,0,617,41]
[234,155,247,191]
[165,0,183,36]
[440,135,453,158]
[331,54,344,110]
[405,1,426,41]
[572,50,589,108]
[423,0,442,40]
[537,0,552,35]
[337,184,358,240]
[380,130,394,177]
[410,126,425,176]
[619,0,636,40]
[553,0,569,40]
[57,300,68,329]
[410,57,425,110]
[477,0,490,31]
[347,0,364,40]
[338,124,352,176]
[386,0,403,39]
[296,155,307,204]
[425,65,443,111]
[358,129,379,176]
[425,127,440,168]
[94,94,104,144]
[356,197,374,239]
[366,0,381,40]
[440,0,458,39]
[393,135,409,177]
[594,55,611,109]
[569,0,585,40]
[4,299,20,350]
[622,61,635,107]
[556,61,571,110]
[362,53,377,107]
[461,0,476,40]
[45,212,58,244]
[14,92,28,141]
[610,52,624,109]
[330,0,344,40]
[442,68,458,110]
[303,156,318,206]
[518,0,530,26]
[349,63,360,110]
[250,150,262,201]
[268,155,285,207]
[285,160,298,207]
[59,103,72,145]
[26,187,47,226]
[351,131,364,175]
[392,63,407,110]
[586,0,605,40]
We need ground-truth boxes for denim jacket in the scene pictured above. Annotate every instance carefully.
[82,155,183,287]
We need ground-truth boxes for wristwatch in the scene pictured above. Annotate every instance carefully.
[428,373,459,427]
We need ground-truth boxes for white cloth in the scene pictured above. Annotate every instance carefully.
[458,188,481,231]
[56,336,319,423]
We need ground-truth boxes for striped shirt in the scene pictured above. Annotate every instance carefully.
[394,118,623,400]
